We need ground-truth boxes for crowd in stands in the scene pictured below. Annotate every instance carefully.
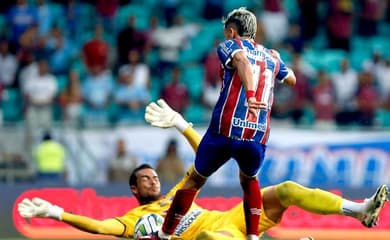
[0,0,389,131]
[0,0,390,184]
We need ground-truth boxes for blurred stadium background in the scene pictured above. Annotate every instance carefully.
[1,0,389,239]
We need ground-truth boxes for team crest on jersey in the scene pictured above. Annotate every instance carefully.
[219,40,235,58]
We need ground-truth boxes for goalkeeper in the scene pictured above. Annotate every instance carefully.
[18,99,388,240]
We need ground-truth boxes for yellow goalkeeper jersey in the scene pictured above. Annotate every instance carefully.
[116,166,278,239]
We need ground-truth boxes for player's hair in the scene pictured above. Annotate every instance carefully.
[129,163,154,186]
[223,7,257,39]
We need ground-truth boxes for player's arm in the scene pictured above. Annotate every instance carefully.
[61,213,125,236]
[231,51,264,115]
[145,99,202,194]
[271,49,296,87]
[232,51,255,94]
[283,68,296,86]
[18,198,125,236]
[145,99,201,152]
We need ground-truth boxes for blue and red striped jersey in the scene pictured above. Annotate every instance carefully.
[209,38,289,144]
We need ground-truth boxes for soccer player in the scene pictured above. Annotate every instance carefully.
[158,7,296,240]
[18,99,388,240]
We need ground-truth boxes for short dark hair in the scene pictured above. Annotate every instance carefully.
[129,164,154,186]
[42,130,52,141]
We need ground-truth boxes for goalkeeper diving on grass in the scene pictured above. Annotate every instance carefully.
[18,99,388,240]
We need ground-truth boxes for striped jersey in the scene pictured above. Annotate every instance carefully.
[209,38,289,144]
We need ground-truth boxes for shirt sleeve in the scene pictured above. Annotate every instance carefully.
[165,165,195,199]
[61,212,126,237]
[276,57,289,82]
[217,40,243,69]
[276,60,289,82]
[269,49,289,82]
[115,212,138,238]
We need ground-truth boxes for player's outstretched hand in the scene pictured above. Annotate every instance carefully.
[145,99,191,132]
[18,198,64,220]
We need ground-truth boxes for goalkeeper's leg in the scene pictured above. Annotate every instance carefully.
[267,181,388,227]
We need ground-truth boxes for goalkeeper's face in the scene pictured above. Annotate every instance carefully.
[133,168,161,204]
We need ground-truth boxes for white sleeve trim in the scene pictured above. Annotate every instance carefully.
[225,49,243,69]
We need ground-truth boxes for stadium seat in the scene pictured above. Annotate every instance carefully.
[178,21,221,65]
[193,27,216,49]
[52,103,63,122]
[349,49,371,71]
[70,59,87,80]
[47,2,66,30]
[0,14,5,32]
[302,49,322,70]
[179,3,203,22]
[1,89,23,123]
[311,29,327,50]
[199,20,224,43]
[278,48,292,65]
[379,22,390,37]
[132,0,159,7]
[179,46,204,64]
[145,49,160,68]
[282,0,299,21]
[223,0,254,14]
[303,49,346,73]
[48,2,64,20]
[115,4,150,31]
[184,103,207,124]
[320,49,347,73]
[181,65,204,100]
[351,36,371,50]
[375,109,390,128]
[78,3,97,32]
[56,75,69,93]
[149,76,162,101]
[370,36,390,57]
[350,36,390,70]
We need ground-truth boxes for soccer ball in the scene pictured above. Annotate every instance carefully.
[133,213,164,239]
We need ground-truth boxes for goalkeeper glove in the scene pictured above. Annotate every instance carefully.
[145,99,191,132]
[18,197,64,220]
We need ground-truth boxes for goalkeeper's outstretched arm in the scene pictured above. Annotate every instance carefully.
[17,99,201,238]
[145,99,201,152]
[18,198,125,236]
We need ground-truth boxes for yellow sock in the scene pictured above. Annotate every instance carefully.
[274,181,343,215]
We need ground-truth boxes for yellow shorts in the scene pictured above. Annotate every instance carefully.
[177,187,279,239]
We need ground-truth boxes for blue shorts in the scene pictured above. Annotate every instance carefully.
[194,131,266,177]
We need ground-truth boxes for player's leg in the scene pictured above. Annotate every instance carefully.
[274,181,343,215]
[235,141,266,240]
[159,169,206,239]
[239,173,261,240]
[159,176,203,239]
[261,186,287,224]
[359,184,389,227]
[159,132,231,239]
[268,181,388,227]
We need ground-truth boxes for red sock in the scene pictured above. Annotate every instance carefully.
[162,189,197,234]
[241,178,261,236]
